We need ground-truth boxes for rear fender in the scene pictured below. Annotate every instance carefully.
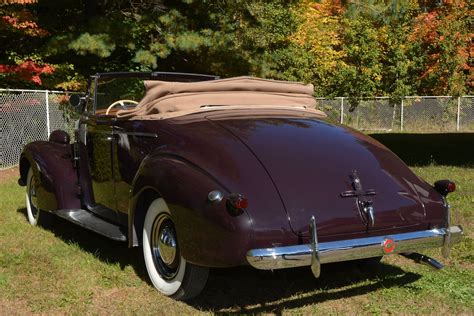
[19,141,80,211]
[129,154,254,268]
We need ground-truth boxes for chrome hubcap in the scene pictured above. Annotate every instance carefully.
[151,214,179,280]
[158,224,177,265]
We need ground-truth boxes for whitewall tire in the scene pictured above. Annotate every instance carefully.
[142,198,209,300]
[26,168,40,226]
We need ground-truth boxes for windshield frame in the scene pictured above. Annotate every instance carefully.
[90,72,219,114]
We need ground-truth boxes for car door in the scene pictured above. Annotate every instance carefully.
[85,115,118,211]
[77,77,120,224]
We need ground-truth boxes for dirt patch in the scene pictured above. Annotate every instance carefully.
[0,167,19,183]
[0,298,31,314]
[90,286,185,314]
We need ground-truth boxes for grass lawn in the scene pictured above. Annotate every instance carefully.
[0,165,472,314]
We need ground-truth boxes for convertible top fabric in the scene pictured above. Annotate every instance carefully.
[116,76,325,120]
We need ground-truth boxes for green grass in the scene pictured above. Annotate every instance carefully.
[0,166,472,314]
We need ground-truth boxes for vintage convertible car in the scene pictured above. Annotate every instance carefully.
[18,72,463,300]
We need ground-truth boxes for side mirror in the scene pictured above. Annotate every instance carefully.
[69,94,85,109]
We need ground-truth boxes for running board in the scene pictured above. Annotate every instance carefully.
[53,209,127,242]
[85,203,120,225]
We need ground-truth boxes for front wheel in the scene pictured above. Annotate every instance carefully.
[142,198,209,300]
[25,168,42,225]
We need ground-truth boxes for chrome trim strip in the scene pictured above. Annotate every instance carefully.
[113,131,158,138]
[247,226,463,272]
[309,216,320,278]
[83,130,158,138]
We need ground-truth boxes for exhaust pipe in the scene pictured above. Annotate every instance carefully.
[401,253,444,270]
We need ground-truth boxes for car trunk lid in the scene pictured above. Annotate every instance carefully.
[208,114,426,237]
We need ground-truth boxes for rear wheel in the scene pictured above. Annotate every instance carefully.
[142,198,209,300]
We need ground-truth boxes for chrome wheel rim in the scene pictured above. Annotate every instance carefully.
[150,214,179,280]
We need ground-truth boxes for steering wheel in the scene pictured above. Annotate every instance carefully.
[105,99,139,115]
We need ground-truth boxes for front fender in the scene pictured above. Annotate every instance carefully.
[19,141,80,211]
[129,154,254,268]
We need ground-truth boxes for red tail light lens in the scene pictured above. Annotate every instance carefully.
[447,182,456,193]
[434,180,456,196]
[226,193,248,215]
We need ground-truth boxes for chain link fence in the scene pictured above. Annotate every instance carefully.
[0,89,76,169]
[1,90,473,169]
[316,96,473,133]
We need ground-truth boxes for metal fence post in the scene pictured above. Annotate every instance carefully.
[400,98,404,131]
[340,97,344,124]
[45,90,51,137]
[456,96,461,132]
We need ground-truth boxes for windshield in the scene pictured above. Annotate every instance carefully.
[92,72,219,115]
[95,77,145,112]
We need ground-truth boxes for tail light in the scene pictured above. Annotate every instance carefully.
[226,193,248,216]
[434,180,456,196]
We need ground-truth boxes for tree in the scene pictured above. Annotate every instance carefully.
[0,0,471,96]
[0,1,55,87]
[291,0,345,96]
[409,1,471,96]
[0,0,37,4]
[0,0,304,88]
[336,17,383,103]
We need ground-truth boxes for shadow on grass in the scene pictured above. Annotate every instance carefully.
[370,133,474,166]
[189,264,420,313]
[18,207,421,313]
[17,207,148,280]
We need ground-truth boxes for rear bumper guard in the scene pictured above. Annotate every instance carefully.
[246,216,463,277]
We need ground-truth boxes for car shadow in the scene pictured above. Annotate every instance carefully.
[18,207,421,313]
[188,264,420,313]
[17,207,149,280]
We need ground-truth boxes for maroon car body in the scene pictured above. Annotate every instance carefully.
[18,72,463,300]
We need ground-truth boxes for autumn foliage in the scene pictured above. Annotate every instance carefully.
[409,2,471,95]
[0,61,53,85]
[2,14,47,36]
[292,0,472,97]
[0,0,471,96]
[0,6,53,86]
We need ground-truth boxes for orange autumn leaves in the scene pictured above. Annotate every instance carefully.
[410,3,472,94]
[0,9,53,85]
[2,15,48,37]
[0,61,54,85]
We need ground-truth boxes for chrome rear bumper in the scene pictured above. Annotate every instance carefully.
[247,218,463,277]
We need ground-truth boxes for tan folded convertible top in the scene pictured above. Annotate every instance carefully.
[116,76,325,120]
